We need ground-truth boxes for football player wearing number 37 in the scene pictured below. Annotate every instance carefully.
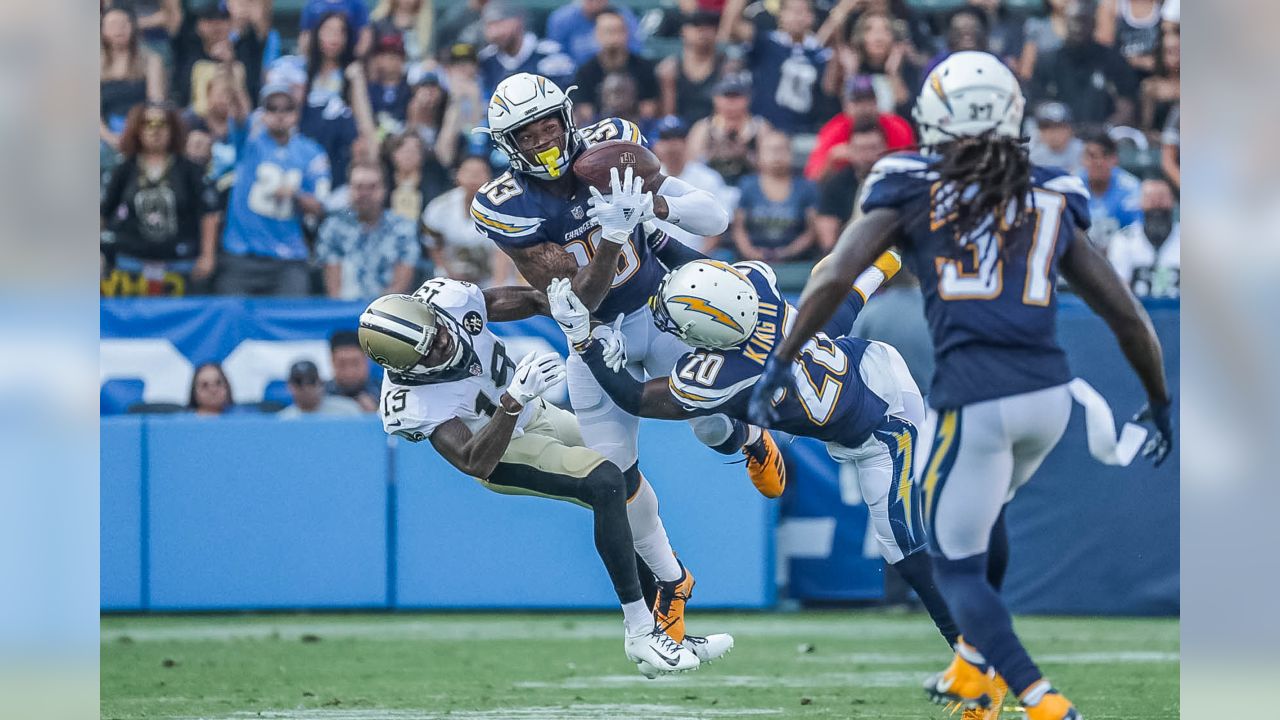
[355,278,731,678]
[471,72,789,646]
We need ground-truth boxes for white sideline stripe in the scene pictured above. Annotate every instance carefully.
[514,671,920,690]
[181,705,783,720]
[797,651,1179,665]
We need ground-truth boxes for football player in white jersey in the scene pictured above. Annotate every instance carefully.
[357,279,732,678]
[470,72,788,642]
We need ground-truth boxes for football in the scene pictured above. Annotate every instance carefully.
[572,139,665,195]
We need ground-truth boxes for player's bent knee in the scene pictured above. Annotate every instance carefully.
[582,463,627,508]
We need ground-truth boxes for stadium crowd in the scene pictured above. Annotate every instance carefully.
[101,0,1181,414]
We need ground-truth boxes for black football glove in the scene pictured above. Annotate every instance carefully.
[748,354,793,426]
[1134,399,1173,467]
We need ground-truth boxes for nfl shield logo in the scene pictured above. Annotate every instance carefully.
[621,152,636,165]
[572,205,584,220]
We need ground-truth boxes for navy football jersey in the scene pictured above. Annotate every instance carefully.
[470,117,666,319]
[859,153,1092,408]
[668,262,890,448]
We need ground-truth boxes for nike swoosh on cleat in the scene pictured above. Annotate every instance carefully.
[652,649,682,667]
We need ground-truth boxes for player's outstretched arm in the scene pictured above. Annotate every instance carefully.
[577,340,699,420]
[483,285,551,321]
[652,175,730,238]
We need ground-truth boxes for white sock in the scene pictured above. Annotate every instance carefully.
[622,599,653,636]
[744,423,762,446]
[1021,679,1052,706]
[626,477,682,582]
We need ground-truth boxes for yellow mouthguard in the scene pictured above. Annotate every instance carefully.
[535,147,563,178]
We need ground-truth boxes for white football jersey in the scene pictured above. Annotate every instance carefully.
[378,279,533,442]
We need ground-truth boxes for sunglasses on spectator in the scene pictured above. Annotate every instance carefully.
[144,117,169,130]
[264,101,297,114]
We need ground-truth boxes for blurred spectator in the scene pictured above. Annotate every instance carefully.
[967,0,1024,68]
[742,0,832,134]
[100,103,218,297]
[185,125,214,170]
[1019,0,1070,80]
[831,11,918,120]
[405,73,462,167]
[651,116,737,256]
[814,0,934,65]
[1107,178,1179,298]
[279,360,363,418]
[1139,29,1179,132]
[1094,0,1162,76]
[305,12,358,108]
[804,74,912,182]
[1160,0,1179,32]
[814,118,885,251]
[656,10,726,126]
[183,69,251,203]
[687,75,773,187]
[477,2,575,101]
[850,270,935,394]
[318,162,419,300]
[367,32,413,133]
[383,131,450,226]
[1079,131,1141,249]
[228,0,278,78]
[327,331,381,412]
[423,155,508,285]
[298,0,373,58]
[301,48,377,190]
[438,44,484,167]
[1160,103,1179,188]
[206,84,331,295]
[370,0,435,66]
[572,8,659,124]
[1030,2,1138,127]
[188,362,235,416]
[171,2,263,111]
[1028,101,1084,175]
[100,7,167,147]
[106,0,182,65]
[547,0,644,66]
[433,0,487,52]
[732,131,819,263]
[594,74,652,133]
[922,6,990,77]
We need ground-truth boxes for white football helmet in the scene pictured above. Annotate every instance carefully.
[477,72,581,181]
[651,260,759,350]
[913,51,1025,149]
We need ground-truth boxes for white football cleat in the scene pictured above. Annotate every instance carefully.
[684,633,734,664]
[625,627,700,678]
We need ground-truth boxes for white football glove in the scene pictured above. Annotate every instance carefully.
[547,277,591,345]
[590,314,628,373]
[505,350,566,407]
[587,166,652,244]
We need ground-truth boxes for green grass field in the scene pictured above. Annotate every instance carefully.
[101,611,1178,720]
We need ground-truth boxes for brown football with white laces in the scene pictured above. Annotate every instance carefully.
[572,139,665,195]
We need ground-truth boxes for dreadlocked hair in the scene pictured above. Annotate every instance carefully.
[930,131,1034,254]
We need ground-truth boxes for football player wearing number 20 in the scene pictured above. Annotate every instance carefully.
[752,52,1174,720]
[357,279,731,678]
[471,72,785,643]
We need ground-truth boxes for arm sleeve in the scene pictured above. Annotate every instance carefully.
[657,175,730,236]
[647,227,709,268]
[580,340,644,416]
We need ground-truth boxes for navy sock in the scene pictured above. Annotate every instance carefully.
[932,553,1042,695]
[709,419,750,455]
[891,550,960,647]
[987,507,1009,591]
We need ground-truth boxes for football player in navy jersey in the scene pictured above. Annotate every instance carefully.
[752,52,1172,720]
[546,254,966,654]
[470,72,785,645]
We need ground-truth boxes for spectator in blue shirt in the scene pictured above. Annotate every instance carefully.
[731,131,818,263]
[546,0,643,66]
[367,31,413,133]
[744,0,833,134]
[317,161,420,300]
[1080,131,1142,249]
[476,2,575,102]
[298,0,372,57]
[206,83,331,295]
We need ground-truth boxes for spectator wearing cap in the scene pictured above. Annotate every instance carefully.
[172,2,264,111]
[318,161,421,300]
[298,0,373,58]
[279,360,364,418]
[829,11,919,122]
[922,6,991,78]
[547,0,644,66]
[327,330,382,412]
[651,116,738,256]
[1030,1,1138,127]
[741,0,833,134]
[370,0,435,66]
[100,7,167,148]
[814,118,886,251]
[1107,178,1180,298]
[424,155,511,285]
[572,8,659,125]
[656,10,727,126]
[368,31,413,133]
[687,75,774,187]
[202,83,330,295]
[434,0,487,54]
[732,131,819,263]
[477,2,576,102]
[804,74,912,182]
[1028,101,1084,175]
[1079,131,1141,250]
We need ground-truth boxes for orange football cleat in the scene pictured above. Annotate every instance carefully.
[1022,681,1082,720]
[743,429,787,498]
[962,673,1008,719]
[924,642,998,710]
[654,561,695,643]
